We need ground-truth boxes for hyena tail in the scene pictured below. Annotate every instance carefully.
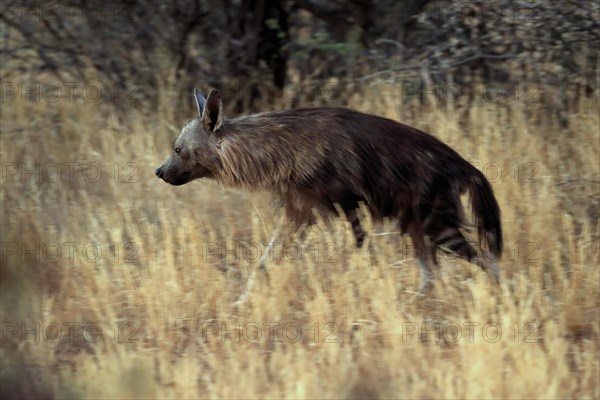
[467,171,503,258]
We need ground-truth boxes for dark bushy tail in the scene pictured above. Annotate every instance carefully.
[467,171,503,257]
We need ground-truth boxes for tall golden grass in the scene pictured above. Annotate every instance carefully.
[0,84,598,399]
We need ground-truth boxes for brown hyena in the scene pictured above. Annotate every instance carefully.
[156,88,502,299]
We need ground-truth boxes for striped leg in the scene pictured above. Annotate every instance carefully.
[405,206,437,297]
[430,222,499,283]
[344,207,366,248]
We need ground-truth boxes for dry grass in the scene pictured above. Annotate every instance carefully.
[1,86,599,399]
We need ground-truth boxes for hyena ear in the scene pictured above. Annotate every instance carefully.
[194,88,206,117]
[201,89,224,133]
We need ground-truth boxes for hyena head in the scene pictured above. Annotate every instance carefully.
[155,88,224,185]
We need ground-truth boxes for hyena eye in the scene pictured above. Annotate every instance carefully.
[175,148,181,154]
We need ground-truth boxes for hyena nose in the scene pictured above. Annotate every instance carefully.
[155,167,163,178]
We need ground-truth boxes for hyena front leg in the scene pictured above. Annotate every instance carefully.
[257,215,289,272]
[236,207,313,304]
[236,214,289,304]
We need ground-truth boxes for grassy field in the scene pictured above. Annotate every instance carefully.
[1,85,599,399]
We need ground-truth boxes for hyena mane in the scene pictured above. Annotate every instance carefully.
[211,113,329,191]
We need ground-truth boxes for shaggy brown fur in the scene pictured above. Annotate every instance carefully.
[156,88,503,293]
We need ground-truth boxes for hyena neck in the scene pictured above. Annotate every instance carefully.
[211,114,327,190]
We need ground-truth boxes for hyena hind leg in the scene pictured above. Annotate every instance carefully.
[416,256,434,295]
[435,227,500,283]
[408,231,438,299]
[472,250,500,284]
[344,206,366,248]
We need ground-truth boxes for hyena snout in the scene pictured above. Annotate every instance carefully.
[154,158,194,186]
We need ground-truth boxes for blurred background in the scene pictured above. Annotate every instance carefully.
[1,1,599,399]
[2,0,598,120]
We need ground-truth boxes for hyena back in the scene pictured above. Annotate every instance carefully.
[156,89,503,293]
